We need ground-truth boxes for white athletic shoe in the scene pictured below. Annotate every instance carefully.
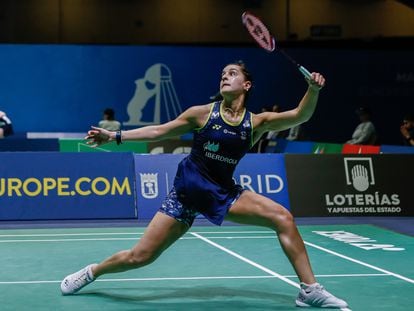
[295,282,348,308]
[61,264,97,295]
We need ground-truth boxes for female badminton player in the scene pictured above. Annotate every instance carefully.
[61,61,348,308]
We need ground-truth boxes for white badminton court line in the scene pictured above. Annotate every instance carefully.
[0,232,145,237]
[0,273,389,285]
[0,238,142,243]
[1,229,411,284]
[0,230,273,238]
[304,241,414,284]
[191,232,299,288]
[191,232,352,311]
[1,229,413,285]
[0,236,279,243]
[190,232,351,311]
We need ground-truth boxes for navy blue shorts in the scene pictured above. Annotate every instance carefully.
[159,187,199,227]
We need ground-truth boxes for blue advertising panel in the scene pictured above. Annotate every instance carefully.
[0,152,136,220]
[283,141,315,154]
[134,153,290,220]
[380,145,414,154]
[134,154,186,219]
[235,154,290,210]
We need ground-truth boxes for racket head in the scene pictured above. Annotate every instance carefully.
[241,11,275,52]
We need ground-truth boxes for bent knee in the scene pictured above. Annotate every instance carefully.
[267,203,295,228]
[277,207,294,223]
[127,248,161,267]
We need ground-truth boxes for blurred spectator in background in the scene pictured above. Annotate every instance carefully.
[0,111,14,138]
[286,124,303,141]
[264,104,283,140]
[251,106,271,152]
[99,108,121,131]
[400,113,414,146]
[346,107,377,145]
[253,104,306,151]
[256,104,285,152]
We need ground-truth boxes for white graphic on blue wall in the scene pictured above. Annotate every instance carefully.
[124,63,182,126]
[140,173,159,199]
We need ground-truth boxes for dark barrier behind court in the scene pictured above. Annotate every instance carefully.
[285,154,413,217]
[0,137,59,151]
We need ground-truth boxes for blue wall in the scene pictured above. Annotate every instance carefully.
[1,44,413,144]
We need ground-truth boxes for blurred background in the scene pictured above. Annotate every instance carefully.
[1,0,413,44]
[0,0,413,146]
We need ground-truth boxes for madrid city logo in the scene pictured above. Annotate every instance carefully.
[140,173,158,199]
[324,157,401,214]
[124,64,182,126]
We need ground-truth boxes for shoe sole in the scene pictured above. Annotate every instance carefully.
[296,299,348,308]
[295,300,311,307]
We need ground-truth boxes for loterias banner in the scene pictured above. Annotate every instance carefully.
[285,154,414,217]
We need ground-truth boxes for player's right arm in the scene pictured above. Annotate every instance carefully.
[85,104,211,147]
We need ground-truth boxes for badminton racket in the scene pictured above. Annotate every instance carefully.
[241,11,312,79]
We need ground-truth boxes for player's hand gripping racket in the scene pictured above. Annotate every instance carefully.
[241,11,312,79]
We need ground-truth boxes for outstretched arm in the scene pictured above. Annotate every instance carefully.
[254,73,325,134]
[85,104,210,147]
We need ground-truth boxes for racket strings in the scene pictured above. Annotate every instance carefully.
[242,14,274,51]
[242,11,311,78]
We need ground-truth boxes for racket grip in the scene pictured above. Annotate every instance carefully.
[299,66,312,79]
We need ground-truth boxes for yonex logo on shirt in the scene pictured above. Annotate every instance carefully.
[212,124,221,130]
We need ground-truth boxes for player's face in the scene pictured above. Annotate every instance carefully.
[220,65,251,97]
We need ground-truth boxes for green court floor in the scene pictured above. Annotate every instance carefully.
[0,224,412,310]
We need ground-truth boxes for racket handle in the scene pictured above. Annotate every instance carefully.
[298,66,312,79]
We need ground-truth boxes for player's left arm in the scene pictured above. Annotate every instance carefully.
[254,72,325,134]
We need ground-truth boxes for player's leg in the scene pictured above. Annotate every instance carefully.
[226,190,315,284]
[225,190,348,308]
[61,212,189,295]
[93,212,189,276]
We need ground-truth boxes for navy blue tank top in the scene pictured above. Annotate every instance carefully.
[173,102,253,225]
